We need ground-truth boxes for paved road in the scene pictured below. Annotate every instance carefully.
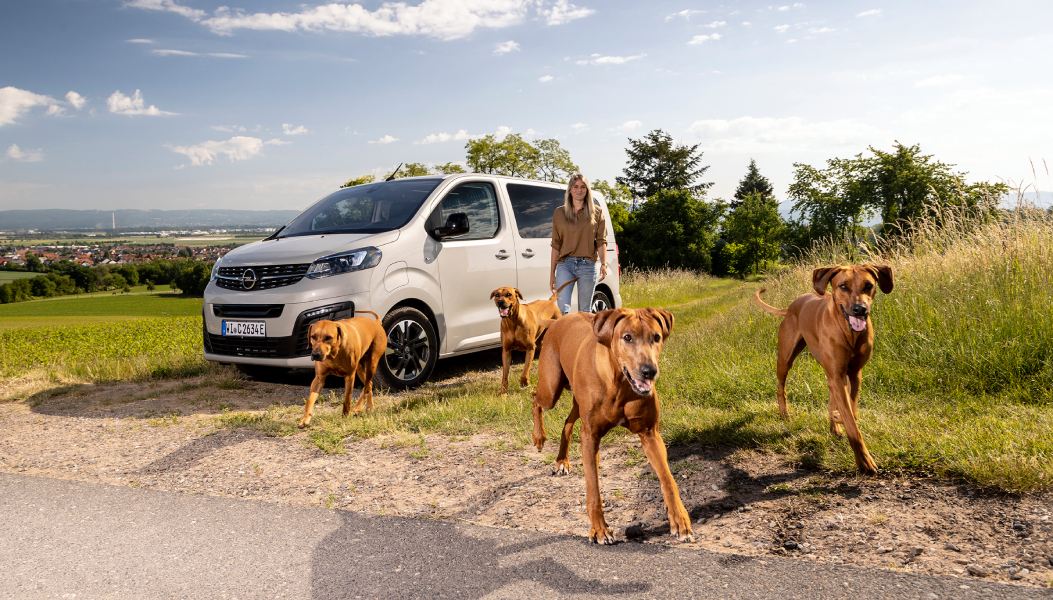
[2,473,1048,599]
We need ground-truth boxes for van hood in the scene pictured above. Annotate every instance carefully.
[221,230,399,266]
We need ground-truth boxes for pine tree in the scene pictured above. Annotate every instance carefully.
[616,129,713,210]
[732,159,774,208]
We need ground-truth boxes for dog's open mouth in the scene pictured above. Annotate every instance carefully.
[840,304,867,332]
[498,306,510,318]
[622,366,654,395]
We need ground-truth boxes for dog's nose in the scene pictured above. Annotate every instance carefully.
[639,364,658,381]
[310,352,322,361]
[851,304,868,317]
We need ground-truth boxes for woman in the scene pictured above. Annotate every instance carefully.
[550,173,608,315]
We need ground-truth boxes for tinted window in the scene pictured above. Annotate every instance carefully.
[277,178,443,238]
[426,182,500,241]
[507,183,566,239]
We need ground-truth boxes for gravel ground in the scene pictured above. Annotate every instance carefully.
[1,373,1051,590]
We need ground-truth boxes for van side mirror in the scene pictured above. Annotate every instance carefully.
[432,212,470,239]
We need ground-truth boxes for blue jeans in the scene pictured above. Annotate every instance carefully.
[555,257,600,315]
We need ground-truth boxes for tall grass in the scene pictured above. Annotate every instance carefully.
[621,268,736,308]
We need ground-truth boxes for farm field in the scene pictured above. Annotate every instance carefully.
[0,289,202,323]
[0,271,40,284]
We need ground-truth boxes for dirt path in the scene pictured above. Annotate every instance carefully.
[1,372,1050,590]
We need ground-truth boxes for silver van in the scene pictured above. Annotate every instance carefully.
[202,173,621,389]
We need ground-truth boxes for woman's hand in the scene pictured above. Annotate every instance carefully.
[599,264,608,282]
[550,273,557,293]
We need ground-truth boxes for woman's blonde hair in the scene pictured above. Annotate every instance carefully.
[563,173,596,223]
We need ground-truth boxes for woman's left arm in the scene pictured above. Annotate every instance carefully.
[597,215,608,282]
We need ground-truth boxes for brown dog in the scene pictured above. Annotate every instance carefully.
[531,308,693,545]
[298,311,387,429]
[753,265,894,475]
[490,278,577,396]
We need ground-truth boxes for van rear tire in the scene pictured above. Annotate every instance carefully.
[374,306,438,391]
[591,290,613,313]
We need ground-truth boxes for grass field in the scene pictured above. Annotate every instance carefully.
[0,235,265,247]
[0,271,41,284]
[4,209,1052,491]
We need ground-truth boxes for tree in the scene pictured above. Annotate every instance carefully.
[532,139,579,182]
[341,174,376,188]
[24,252,43,272]
[732,159,774,208]
[387,162,431,179]
[787,158,877,248]
[494,134,538,178]
[592,179,633,237]
[465,135,504,174]
[172,262,212,296]
[619,190,724,272]
[434,162,466,174]
[720,192,786,276]
[616,129,713,209]
[465,134,576,180]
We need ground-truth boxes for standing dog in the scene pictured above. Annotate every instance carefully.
[298,311,387,429]
[490,278,577,396]
[753,265,894,475]
[531,308,693,545]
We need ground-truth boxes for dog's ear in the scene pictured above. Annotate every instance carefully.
[515,288,524,300]
[812,266,840,295]
[335,323,343,341]
[489,289,499,300]
[866,265,894,294]
[593,308,627,347]
[647,308,674,339]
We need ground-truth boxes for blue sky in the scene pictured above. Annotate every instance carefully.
[1,0,1051,213]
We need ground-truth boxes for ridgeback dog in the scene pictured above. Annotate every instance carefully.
[298,311,386,429]
[753,265,894,475]
[531,308,693,545]
[490,278,577,396]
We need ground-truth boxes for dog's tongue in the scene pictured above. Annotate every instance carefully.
[848,315,867,332]
[632,375,652,393]
[499,307,509,318]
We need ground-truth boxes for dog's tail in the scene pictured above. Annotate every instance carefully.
[548,277,580,302]
[753,288,788,316]
[353,310,381,320]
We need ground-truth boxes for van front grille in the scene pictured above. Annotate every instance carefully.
[215,264,310,291]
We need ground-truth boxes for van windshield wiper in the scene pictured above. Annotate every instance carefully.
[265,224,286,241]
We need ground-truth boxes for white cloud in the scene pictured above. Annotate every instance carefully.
[173,164,185,170]
[778,5,790,10]
[46,105,67,117]
[613,120,642,133]
[666,9,704,21]
[808,27,834,33]
[212,125,246,132]
[537,0,594,25]
[6,144,44,162]
[570,122,588,133]
[0,87,61,126]
[688,34,721,45]
[167,135,267,166]
[857,9,881,17]
[151,49,248,57]
[126,38,155,43]
[787,38,797,43]
[494,125,513,139]
[494,40,520,54]
[914,74,966,88]
[131,0,593,41]
[264,138,290,145]
[774,24,789,32]
[742,21,751,26]
[686,116,884,153]
[282,123,309,135]
[538,75,553,82]
[106,90,177,116]
[576,54,645,66]
[65,91,86,110]
[704,20,726,28]
[369,135,398,144]
[415,129,471,144]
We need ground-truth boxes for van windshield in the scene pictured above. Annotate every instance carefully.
[276,178,444,238]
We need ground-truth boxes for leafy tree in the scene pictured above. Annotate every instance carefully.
[532,139,579,182]
[388,162,431,179]
[787,158,877,248]
[114,264,139,286]
[30,276,57,298]
[465,135,504,174]
[434,162,466,174]
[732,159,774,208]
[616,129,713,209]
[177,246,194,259]
[106,273,127,290]
[146,279,156,291]
[593,179,633,237]
[172,262,212,296]
[619,190,724,272]
[495,134,538,178]
[341,174,376,188]
[24,252,43,272]
[720,192,786,276]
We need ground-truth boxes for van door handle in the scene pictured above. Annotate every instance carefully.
[495,250,510,260]
[521,249,535,258]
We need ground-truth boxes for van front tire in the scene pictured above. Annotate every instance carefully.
[375,306,438,390]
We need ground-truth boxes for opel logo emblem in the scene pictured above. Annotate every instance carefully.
[241,268,258,290]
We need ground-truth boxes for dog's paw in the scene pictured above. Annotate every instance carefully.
[553,461,570,476]
[297,419,310,429]
[518,378,529,388]
[674,530,695,543]
[589,525,615,545]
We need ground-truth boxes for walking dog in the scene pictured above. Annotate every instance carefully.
[753,265,894,475]
[298,311,386,429]
[531,308,693,545]
[490,278,577,396]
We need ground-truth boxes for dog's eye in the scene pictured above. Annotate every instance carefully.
[622,334,633,343]
[838,283,848,290]
[864,282,873,291]
[324,336,332,341]
[653,333,661,343]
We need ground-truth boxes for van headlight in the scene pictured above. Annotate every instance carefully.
[210,256,223,281]
[305,247,382,279]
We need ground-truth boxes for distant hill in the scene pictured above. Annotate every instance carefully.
[0,209,302,231]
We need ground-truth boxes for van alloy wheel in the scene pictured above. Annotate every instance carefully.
[591,290,613,313]
[375,306,438,390]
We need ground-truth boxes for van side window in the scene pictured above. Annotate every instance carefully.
[507,184,593,239]
[427,182,500,240]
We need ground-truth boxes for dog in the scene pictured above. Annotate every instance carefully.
[490,278,577,396]
[753,265,894,475]
[298,311,387,429]
[531,307,693,545]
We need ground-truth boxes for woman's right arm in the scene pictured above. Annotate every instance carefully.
[550,248,559,293]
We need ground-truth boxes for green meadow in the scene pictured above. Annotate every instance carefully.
[4,208,1052,492]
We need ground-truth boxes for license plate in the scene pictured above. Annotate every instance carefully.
[222,320,266,337]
